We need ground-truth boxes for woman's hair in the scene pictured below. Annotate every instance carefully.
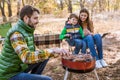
[20,5,40,20]
[65,13,78,24]
[78,8,91,31]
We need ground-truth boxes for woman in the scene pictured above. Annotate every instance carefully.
[78,8,107,68]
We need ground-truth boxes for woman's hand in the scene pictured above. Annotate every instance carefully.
[83,28,91,36]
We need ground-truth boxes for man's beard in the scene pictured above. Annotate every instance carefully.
[28,19,35,29]
[28,24,34,29]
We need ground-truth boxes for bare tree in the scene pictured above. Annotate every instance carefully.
[0,0,7,22]
[106,0,110,12]
[17,0,22,17]
[6,0,12,17]
[25,0,41,6]
[86,0,97,19]
[98,0,105,12]
[65,0,72,13]
[22,0,25,6]
[114,0,120,11]
[79,0,85,9]
[60,0,63,10]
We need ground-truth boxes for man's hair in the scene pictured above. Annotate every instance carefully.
[20,5,40,20]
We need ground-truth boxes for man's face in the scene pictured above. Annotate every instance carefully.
[27,11,39,29]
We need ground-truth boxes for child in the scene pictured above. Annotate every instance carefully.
[59,13,86,54]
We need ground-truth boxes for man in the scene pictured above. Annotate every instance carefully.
[0,5,69,80]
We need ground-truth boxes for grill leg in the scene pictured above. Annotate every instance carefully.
[64,68,69,80]
[69,72,72,80]
[94,69,99,80]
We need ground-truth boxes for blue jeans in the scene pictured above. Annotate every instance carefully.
[66,39,86,54]
[93,34,103,59]
[83,34,102,60]
[9,72,52,80]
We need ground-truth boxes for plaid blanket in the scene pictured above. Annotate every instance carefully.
[34,34,61,49]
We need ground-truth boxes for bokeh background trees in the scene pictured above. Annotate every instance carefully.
[0,0,120,22]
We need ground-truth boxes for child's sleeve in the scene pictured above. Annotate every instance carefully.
[59,27,67,40]
[79,27,84,38]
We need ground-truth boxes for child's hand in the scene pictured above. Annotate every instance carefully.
[65,34,71,38]
[67,20,71,24]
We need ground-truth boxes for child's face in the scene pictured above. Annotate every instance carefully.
[69,17,78,25]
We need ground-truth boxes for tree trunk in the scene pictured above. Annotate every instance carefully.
[68,0,72,13]
[60,0,63,10]
[0,0,7,22]
[79,0,85,9]
[98,0,104,12]
[114,0,120,11]
[107,0,110,12]
[98,0,102,12]
[22,0,25,6]
[17,0,21,17]
[7,0,12,17]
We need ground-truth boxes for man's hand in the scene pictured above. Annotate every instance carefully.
[52,48,70,57]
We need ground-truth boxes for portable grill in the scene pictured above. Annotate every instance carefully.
[61,55,99,80]
[62,57,95,73]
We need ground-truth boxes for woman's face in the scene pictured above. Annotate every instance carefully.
[79,12,88,22]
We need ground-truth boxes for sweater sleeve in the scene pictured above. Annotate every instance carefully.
[59,27,67,40]
[79,27,84,38]
[10,32,53,64]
